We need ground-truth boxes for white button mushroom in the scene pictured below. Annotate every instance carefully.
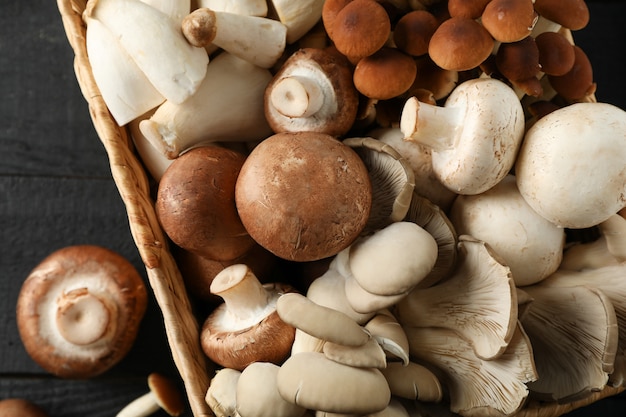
[516,102,626,229]
[400,77,525,195]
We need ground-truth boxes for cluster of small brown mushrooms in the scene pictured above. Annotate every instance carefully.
[22,0,626,415]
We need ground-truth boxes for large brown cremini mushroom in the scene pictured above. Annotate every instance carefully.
[16,245,147,379]
[156,145,256,262]
[235,131,372,262]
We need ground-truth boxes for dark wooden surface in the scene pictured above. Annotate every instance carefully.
[1,1,625,416]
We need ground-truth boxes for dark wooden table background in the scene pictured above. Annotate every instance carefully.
[1,1,626,416]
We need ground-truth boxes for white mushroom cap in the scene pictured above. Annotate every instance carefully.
[516,102,626,229]
[400,77,525,195]
[449,174,565,286]
[276,352,391,414]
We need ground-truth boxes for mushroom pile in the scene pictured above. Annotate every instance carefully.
[82,0,626,415]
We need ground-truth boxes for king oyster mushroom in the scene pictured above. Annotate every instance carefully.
[16,245,147,379]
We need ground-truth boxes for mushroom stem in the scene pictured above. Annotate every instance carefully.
[400,97,462,151]
[56,288,114,346]
[116,391,160,417]
[269,75,325,118]
[210,264,274,327]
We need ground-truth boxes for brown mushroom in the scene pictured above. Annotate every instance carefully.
[264,47,359,137]
[0,399,49,417]
[393,10,439,57]
[428,17,494,71]
[547,45,596,102]
[481,0,538,43]
[353,47,418,100]
[533,0,590,31]
[321,0,353,40]
[330,0,391,62]
[200,264,297,370]
[235,132,372,262]
[116,373,185,417]
[447,0,491,19]
[535,31,576,76]
[495,36,543,97]
[156,145,256,262]
[16,245,147,379]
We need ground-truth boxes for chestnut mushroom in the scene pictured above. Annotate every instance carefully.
[16,245,147,379]
[200,264,297,370]
[156,145,257,262]
[235,131,372,262]
[480,0,538,43]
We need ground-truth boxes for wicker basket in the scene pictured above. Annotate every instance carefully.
[56,0,624,415]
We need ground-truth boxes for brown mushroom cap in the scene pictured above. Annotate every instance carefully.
[156,145,256,262]
[535,31,576,76]
[321,0,353,40]
[16,245,147,379]
[495,36,543,97]
[0,399,49,417]
[235,132,372,262]
[330,0,391,61]
[533,0,590,31]
[181,7,217,48]
[353,47,418,100]
[547,45,595,101]
[393,10,439,57]
[147,373,186,416]
[447,0,491,19]
[481,0,538,43]
[428,17,494,71]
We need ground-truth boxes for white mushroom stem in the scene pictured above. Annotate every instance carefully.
[599,213,626,262]
[139,0,190,23]
[116,392,161,417]
[400,97,462,151]
[269,76,325,118]
[56,288,115,346]
[182,8,287,69]
[196,0,268,16]
[210,264,276,330]
[269,0,325,44]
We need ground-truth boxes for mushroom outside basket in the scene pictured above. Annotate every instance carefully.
[56,0,625,416]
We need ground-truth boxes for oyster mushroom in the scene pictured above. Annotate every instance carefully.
[405,324,537,417]
[236,362,307,417]
[205,368,241,417]
[16,245,147,379]
[200,264,297,370]
[395,235,517,360]
[235,131,372,262]
[516,102,626,229]
[264,47,359,137]
[400,77,525,195]
[521,283,619,402]
[276,352,391,414]
[380,361,443,403]
[364,309,410,366]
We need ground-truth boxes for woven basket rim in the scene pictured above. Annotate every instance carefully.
[55,0,625,416]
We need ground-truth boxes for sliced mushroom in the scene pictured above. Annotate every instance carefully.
[521,283,619,402]
[16,245,147,379]
[200,264,296,370]
[395,235,517,361]
[405,324,537,417]
[400,77,525,195]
